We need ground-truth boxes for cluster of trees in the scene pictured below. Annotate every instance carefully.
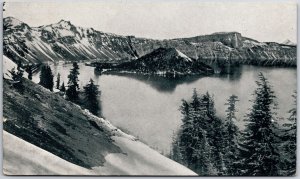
[8,61,101,116]
[8,62,25,93]
[37,62,101,116]
[171,73,296,176]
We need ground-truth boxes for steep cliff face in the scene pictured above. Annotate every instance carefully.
[177,32,243,48]
[3,17,297,66]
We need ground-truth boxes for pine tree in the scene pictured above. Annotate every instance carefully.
[9,66,24,92]
[200,92,225,175]
[60,82,66,92]
[174,89,219,175]
[66,62,80,101]
[39,65,54,91]
[178,99,194,167]
[56,73,61,89]
[170,131,184,164]
[223,95,240,175]
[280,91,296,176]
[83,79,100,115]
[26,65,33,80]
[239,73,280,176]
[192,129,216,175]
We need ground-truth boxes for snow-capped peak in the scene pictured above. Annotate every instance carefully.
[57,19,72,27]
[282,39,296,46]
[42,19,74,31]
[4,17,26,28]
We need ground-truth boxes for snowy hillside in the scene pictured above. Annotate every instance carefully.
[3,130,196,175]
[3,131,92,175]
[2,74,196,175]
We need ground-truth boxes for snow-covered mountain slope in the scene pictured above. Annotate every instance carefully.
[282,39,296,46]
[3,131,93,175]
[3,75,196,175]
[3,17,142,63]
[175,49,193,62]
[93,136,196,175]
[4,17,296,66]
[3,130,196,175]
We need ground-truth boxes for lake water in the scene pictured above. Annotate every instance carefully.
[33,63,297,154]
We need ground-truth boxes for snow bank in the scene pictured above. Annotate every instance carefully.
[3,129,196,176]
[3,55,28,80]
[3,131,94,175]
[3,55,17,80]
[81,109,196,175]
[94,136,197,175]
[175,49,192,62]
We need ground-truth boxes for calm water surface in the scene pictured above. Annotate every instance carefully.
[33,63,297,154]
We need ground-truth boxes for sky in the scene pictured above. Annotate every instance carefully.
[3,1,297,43]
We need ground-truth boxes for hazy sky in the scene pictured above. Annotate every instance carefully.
[3,1,297,43]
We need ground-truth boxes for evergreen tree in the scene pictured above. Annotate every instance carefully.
[192,129,216,175]
[66,62,80,101]
[178,99,194,167]
[239,73,280,176]
[170,131,184,164]
[26,65,33,80]
[280,91,296,176]
[174,89,219,175]
[60,82,66,92]
[39,65,54,91]
[223,95,240,175]
[56,73,61,89]
[200,92,225,174]
[9,66,24,92]
[83,79,100,115]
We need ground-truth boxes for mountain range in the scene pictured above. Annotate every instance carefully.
[3,16,297,66]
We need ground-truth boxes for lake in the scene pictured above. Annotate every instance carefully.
[33,63,297,154]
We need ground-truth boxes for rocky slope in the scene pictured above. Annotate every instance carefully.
[3,17,296,66]
[114,47,213,76]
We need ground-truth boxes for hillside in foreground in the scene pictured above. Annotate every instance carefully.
[2,58,196,175]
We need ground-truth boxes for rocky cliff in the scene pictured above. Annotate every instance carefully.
[3,17,297,66]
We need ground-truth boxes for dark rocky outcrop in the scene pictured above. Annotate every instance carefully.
[115,47,213,76]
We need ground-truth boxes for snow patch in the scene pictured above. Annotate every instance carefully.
[93,136,197,175]
[3,131,94,175]
[3,55,28,80]
[5,17,23,27]
[175,49,192,62]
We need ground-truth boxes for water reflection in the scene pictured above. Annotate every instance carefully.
[102,72,207,93]
[101,64,243,93]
